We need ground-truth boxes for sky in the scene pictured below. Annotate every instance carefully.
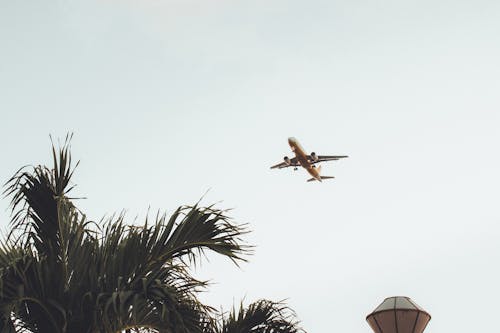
[1,0,500,332]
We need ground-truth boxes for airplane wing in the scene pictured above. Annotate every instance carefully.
[270,157,298,169]
[308,155,349,163]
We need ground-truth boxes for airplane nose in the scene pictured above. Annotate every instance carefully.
[288,137,297,144]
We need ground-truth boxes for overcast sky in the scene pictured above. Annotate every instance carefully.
[1,0,500,332]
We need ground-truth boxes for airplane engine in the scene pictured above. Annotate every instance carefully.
[283,156,291,165]
[310,152,319,162]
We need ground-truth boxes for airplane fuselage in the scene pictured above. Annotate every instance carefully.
[288,137,322,181]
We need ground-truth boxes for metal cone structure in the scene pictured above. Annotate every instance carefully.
[366,296,431,333]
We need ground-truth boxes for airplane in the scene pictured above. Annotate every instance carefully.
[270,137,348,182]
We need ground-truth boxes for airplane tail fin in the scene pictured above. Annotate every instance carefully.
[306,165,334,182]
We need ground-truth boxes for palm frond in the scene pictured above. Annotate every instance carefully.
[94,206,250,289]
[72,206,250,332]
[3,135,79,256]
[216,300,306,333]
[0,245,63,332]
[90,285,213,333]
[163,205,251,266]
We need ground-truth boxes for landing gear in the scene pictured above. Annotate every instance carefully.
[294,167,298,171]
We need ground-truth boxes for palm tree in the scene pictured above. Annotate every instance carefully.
[0,138,305,333]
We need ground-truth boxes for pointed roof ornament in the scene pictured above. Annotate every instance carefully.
[366,296,431,333]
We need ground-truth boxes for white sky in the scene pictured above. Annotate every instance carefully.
[1,0,500,332]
